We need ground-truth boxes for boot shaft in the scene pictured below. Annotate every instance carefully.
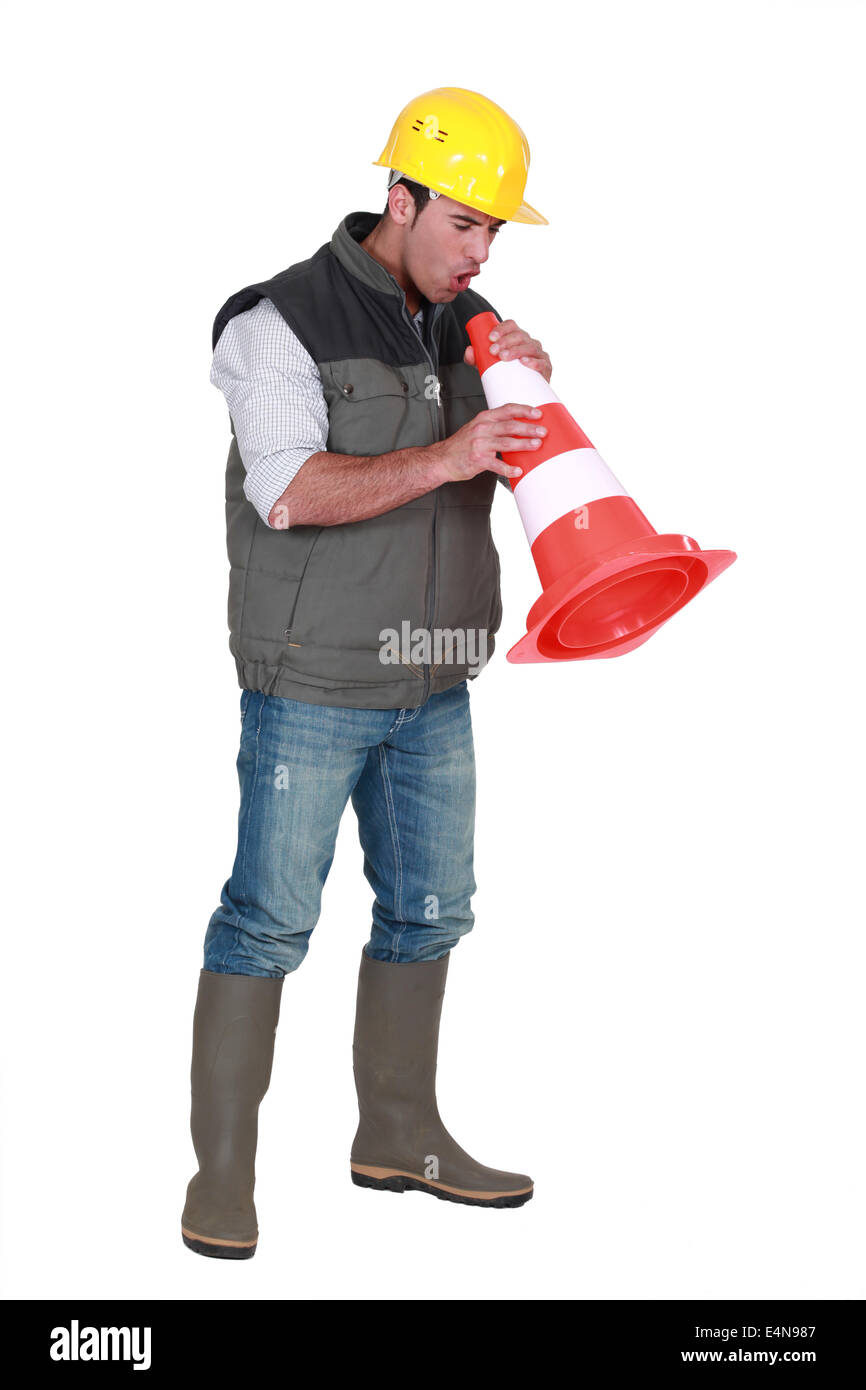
[351,950,449,1110]
[190,968,283,1104]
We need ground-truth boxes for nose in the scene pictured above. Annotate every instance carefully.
[466,228,492,266]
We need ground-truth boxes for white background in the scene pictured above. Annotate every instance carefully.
[2,0,863,1301]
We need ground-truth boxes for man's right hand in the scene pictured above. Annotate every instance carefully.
[431,403,548,484]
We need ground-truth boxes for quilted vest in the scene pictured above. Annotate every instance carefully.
[212,209,505,709]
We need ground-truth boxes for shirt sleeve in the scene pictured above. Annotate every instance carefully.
[210,296,329,528]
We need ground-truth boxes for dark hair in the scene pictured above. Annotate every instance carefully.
[383,175,432,226]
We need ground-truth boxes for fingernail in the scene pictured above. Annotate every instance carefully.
[489,331,499,340]
[531,409,542,416]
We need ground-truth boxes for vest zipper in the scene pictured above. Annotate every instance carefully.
[400,297,443,439]
[400,298,443,705]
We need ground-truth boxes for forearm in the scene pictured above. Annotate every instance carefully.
[267,443,447,528]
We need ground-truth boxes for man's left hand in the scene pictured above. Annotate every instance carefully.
[464,320,552,383]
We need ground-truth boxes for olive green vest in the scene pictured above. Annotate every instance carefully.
[213,209,505,708]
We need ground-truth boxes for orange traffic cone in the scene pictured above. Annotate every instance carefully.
[466,312,737,662]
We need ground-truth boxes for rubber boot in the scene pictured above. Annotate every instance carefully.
[181,968,283,1258]
[350,948,533,1207]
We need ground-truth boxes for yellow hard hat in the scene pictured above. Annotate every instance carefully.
[372,86,548,226]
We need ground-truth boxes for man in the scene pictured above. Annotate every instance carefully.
[182,87,552,1259]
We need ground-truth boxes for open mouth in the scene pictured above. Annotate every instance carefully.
[450,272,474,292]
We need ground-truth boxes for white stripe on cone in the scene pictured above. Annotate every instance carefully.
[480,359,630,547]
[481,358,559,409]
[514,448,629,547]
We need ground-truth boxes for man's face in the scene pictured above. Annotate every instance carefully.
[402,194,504,303]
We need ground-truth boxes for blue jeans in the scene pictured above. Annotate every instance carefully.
[203,681,477,977]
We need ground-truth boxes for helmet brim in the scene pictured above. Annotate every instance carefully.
[508,200,549,226]
[373,160,548,225]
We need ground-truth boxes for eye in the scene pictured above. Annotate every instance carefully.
[455,223,499,236]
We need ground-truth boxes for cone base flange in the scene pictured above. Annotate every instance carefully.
[506,534,737,663]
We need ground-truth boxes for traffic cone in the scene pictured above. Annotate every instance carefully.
[466,312,737,662]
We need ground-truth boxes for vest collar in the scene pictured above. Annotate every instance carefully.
[331,211,446,332]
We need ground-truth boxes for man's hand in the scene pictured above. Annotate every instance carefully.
[463,319,552,383]
[431,403,547,485]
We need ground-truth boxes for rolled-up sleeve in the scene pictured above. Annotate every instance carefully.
[210,296,329,528]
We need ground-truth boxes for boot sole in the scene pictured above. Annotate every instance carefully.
[181,1226,257,1259]
[351,1164,533,1208]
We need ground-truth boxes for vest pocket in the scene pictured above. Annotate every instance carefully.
[282,526,324,644]
[284,508,432,675]
[323,360,417,457]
